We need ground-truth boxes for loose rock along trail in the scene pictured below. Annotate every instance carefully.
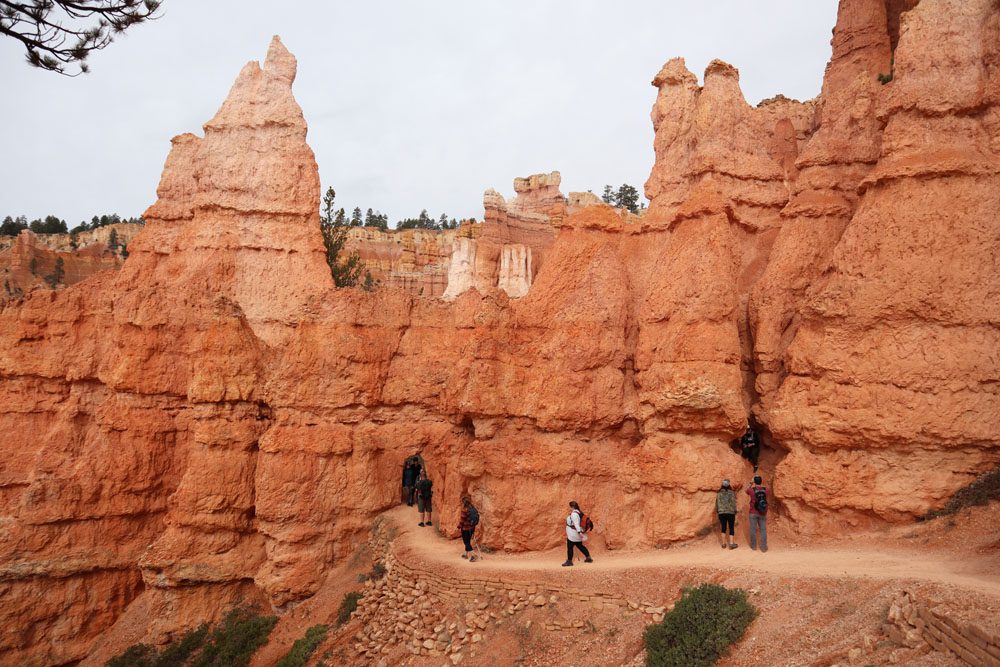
[387,506,1000,597]
[252,505,1000,667]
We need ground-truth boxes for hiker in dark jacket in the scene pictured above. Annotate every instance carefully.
[740,423,760,471]
[402,457,419,506]
[716,479,738,549]
[415,469,433,527]
[457,495,478,562]
[746,475,768,552]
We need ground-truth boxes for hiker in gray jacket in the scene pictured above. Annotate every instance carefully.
[716,479,738,549]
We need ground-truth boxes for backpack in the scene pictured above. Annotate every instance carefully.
[468,505,480,527]
[753,486,768,514]
[579,512,594,533]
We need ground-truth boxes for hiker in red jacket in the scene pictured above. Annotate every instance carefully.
[746,475,769,552]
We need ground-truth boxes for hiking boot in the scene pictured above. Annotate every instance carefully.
[461,552,468,559]
[561,561,573,567]
[761,547,768,553]
[418,522,425,527]
[469,555,478,562]
[584,557,593,563]
[721,543,727,549]
[729,544,738,549]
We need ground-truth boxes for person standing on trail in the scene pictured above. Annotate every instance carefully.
[716,479,738,549]
[415,469,433,527]
[746,475,769,552]
[562,500,593,566]
[457,495,480,562]
[740,422,760,471]
[402,457,418,506]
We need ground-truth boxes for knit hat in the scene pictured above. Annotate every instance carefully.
[722,479,731,488]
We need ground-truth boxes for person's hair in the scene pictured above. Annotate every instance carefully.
[569,500,580,511]
[719,483,730,491]
[461,495,471,505]
[753,475,762,485]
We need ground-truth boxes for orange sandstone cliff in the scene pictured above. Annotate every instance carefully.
[0,0,998,663]
[0,224,142,302]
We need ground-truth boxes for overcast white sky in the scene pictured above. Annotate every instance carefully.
[0,1,838,227]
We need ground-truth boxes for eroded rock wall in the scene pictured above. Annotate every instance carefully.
[758,0,1000,529]
[342,226,460,297]
[0,225,141,302]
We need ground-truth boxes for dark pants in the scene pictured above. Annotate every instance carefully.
[404,485,415,505]
[718,513,735,535]
[566,538,590,562]
[742,444,760,467]
[461,529,473,552]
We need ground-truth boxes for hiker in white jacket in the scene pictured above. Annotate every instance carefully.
[562,500,593,566]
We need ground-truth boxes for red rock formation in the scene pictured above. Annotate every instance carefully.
[342,226,464,297]
[0,225,141,301]
[337,174,567,300]
[758,0,1000,530]
[0,1,997,662]
[443,171,564,299]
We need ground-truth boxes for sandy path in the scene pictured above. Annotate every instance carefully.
[388,506,1000,597]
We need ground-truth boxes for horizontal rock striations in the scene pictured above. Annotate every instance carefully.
[0,225,142,302]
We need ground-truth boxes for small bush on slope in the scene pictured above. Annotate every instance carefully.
[107,624,208,667]
[644,583,757,667]
[153,624,208,667]
[924,467,1000,519]
[107,643,155,667]
[336,592,363,626]
[192,606,277,667]
[275,624,329,667]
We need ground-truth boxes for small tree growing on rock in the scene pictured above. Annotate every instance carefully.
[44,257,64,287]
[320,186,364,288]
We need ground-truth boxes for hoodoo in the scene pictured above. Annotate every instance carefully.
[0,1,997,664]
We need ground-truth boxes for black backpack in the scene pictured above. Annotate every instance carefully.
[468,505,480,527]
[753,486,768,514]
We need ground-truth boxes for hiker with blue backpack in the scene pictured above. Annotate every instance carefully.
[746,475,769,552]
[458,495,480,562]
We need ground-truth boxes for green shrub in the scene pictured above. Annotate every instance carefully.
[107,643,155,667]
[192,606,277,667]
[275,624,329,667]
[153,624,208,667]
[336,592,363,626]
[924,467,1000,519]
[644,583,757,667]
[106,610,272,667]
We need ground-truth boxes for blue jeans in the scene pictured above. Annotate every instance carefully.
[749,514,767,550]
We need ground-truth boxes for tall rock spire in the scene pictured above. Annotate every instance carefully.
[129,36,330,346]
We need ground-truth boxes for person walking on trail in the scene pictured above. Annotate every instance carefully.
[746,475,769,552]
[562,500,593,566]
[716,479,738,549]
[740,422,760,471]
[458,495,480,562]
[402,457,418,506]
[415,469,433,527]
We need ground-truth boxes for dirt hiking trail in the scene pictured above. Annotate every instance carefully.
[388,506,1000,596]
